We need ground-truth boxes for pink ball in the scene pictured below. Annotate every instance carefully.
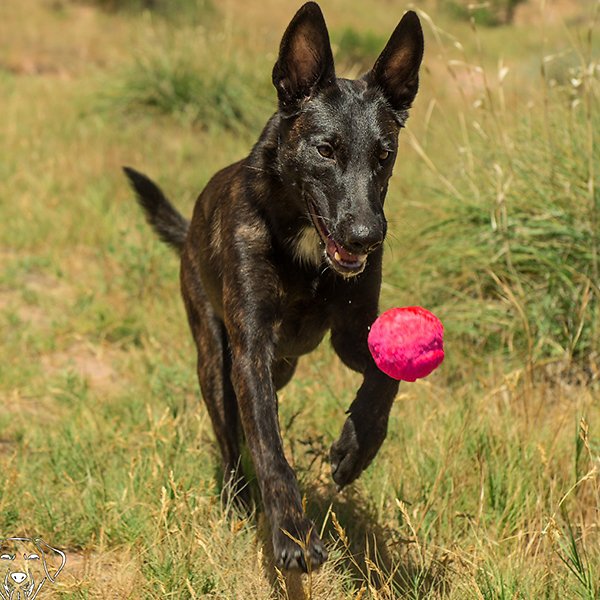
[368,306,444,381]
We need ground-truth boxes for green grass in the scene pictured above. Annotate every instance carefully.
[74,0,215,23]
[0,0,599,598]
[107,48,272,132]
[406,78,599,370]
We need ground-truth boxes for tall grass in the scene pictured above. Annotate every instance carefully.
[405,11,600,375]
[108,47,272,133]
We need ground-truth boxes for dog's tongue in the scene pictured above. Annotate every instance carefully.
[326,238,364,266]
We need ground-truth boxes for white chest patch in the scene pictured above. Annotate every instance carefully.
[291,226,323,268]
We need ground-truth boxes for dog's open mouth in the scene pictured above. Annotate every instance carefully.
[307,200,367,276]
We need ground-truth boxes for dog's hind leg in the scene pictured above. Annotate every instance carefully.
[180,263,249,510]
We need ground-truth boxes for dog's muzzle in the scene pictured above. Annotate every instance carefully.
[307,200,369,276]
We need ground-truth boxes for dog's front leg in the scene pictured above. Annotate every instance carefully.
[330,361,399,489]
[329,273,400,489]
[222,262,327,572]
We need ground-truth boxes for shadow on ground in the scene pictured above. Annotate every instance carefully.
[254,482,452,599]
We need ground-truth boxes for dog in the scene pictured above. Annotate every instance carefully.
[124,1,423,572]
[0,538,66,600]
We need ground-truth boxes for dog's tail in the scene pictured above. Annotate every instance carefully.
[123,166,189,254]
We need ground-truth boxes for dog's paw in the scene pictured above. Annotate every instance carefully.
[272,517,328,572]
[330,417,386,489]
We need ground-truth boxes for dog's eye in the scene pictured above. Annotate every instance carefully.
[378,149,391,162]
[26,554,40,560]
[317,144,334,159]
[0,554,13,560]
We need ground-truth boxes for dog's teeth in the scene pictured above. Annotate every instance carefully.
[334,251,341,262]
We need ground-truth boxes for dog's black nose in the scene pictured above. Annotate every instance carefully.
[344,223,385,254]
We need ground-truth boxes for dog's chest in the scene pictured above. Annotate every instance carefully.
[276,276,332,358]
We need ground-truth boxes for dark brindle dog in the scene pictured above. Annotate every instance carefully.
[124,2,423,572]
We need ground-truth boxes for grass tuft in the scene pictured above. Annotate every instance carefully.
[106,43,272,134]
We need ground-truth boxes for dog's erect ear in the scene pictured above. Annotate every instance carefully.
[34,538,66,582]
[366,11,424,114]
[272,2,335,113]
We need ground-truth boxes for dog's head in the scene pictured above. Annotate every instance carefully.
[272,2,423,277]
[0,538,66,600]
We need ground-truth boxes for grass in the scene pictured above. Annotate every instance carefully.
[107,46,272,132]
[402,47,600,371]
[75,0,215,23]
[0,0,599,598]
